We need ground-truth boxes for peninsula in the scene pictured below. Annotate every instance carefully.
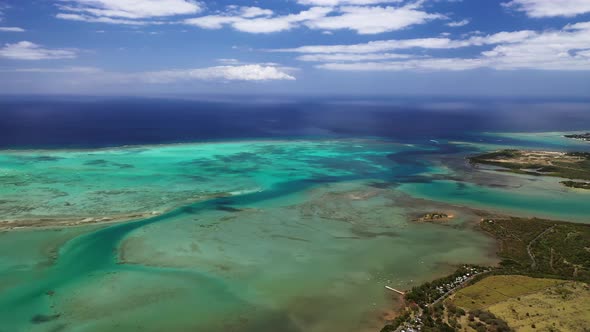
[564,133,590,142]
[469,150,590,189]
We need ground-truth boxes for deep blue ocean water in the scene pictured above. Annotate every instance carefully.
[0,96,589,332]
[1,96,589,149]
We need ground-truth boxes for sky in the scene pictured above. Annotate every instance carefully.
[0,0,590,97]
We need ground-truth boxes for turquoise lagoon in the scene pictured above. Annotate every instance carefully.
[0,135,589,332]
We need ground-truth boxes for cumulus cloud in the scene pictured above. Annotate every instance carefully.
[230,6,274,18]
[56,13,149,25]
[297,53,412,61]
[0,27,25,32]
[57,0,202,24]
[296,0,402,6]
[317,58,485,71]
[184,2,442,34]
[52,0,446,34]
[272,30,537,54]
[6,64,296,88]
[304,5,444,34]
[272,38,461,54]
[185,7,332,33]
[216,58,242,65]
[0,41,78,60]
[446,19,469,27]
[278,22,590,71]
[502,0,590,17]
[141,65,295,82]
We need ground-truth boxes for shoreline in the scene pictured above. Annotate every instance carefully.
[381,214,590,331]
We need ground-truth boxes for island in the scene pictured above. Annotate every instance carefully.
[468,149,590,189]
[564,133,590,142]
[381,216,590,332]
[413,212,454,223]
[560,180,590,189]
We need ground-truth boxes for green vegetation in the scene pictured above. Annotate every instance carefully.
[487,281,590,331]
[564,133,590,142]
[465,309,512,332]
[452,275,564,310]
[561,180,590,189]
[381,266,488,332]
[380,312,410,332]
[469,150,590,184]
[414,212,452,222]
[481,217,590,282]
[405,265,488,307]
[381,216,590,331]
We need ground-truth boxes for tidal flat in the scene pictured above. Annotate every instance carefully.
[0,135,589,332]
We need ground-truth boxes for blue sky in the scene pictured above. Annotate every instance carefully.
[0,0,590,97]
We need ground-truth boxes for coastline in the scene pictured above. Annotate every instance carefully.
[380,213,590,331]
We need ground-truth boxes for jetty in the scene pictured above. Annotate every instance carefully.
[385,286,405,296]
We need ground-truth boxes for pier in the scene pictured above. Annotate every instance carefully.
[385,286,406,296]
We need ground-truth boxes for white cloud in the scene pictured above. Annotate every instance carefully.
[304,5,444,34]
[56,13,149,25]
[296,0,402,5]
[3,66,102,73]
[6,64,296,86]
[0,27,25,32]
[184,2,441,34]
[566,21,590,30]
[184,15,239,29]
[185,7,332,33]
[235,7,332,33]
[446,19,469,27]
[317,58,485,71]
[141,65,295,82]
[216,58,242,65]
[280,21,590,71]
[469,30,537,44]
[502,0,590,17]
[272,30,537,54]
[271,38,461,54]
[53,0,443,34]
[0,41,78,60]
[59,0,202,18]
[297,52,412,61]
[234,6,274,18]
[479,24,590,70]
[57,0,202,24]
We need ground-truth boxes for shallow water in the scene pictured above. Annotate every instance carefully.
[0,134,589,332]
[0,140,403,223]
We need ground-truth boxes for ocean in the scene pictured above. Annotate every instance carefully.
[2,97,590,148]
[0,97,589,332]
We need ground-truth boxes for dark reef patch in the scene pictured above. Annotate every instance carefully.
[216,205,243,213]
[31,314,61,324]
